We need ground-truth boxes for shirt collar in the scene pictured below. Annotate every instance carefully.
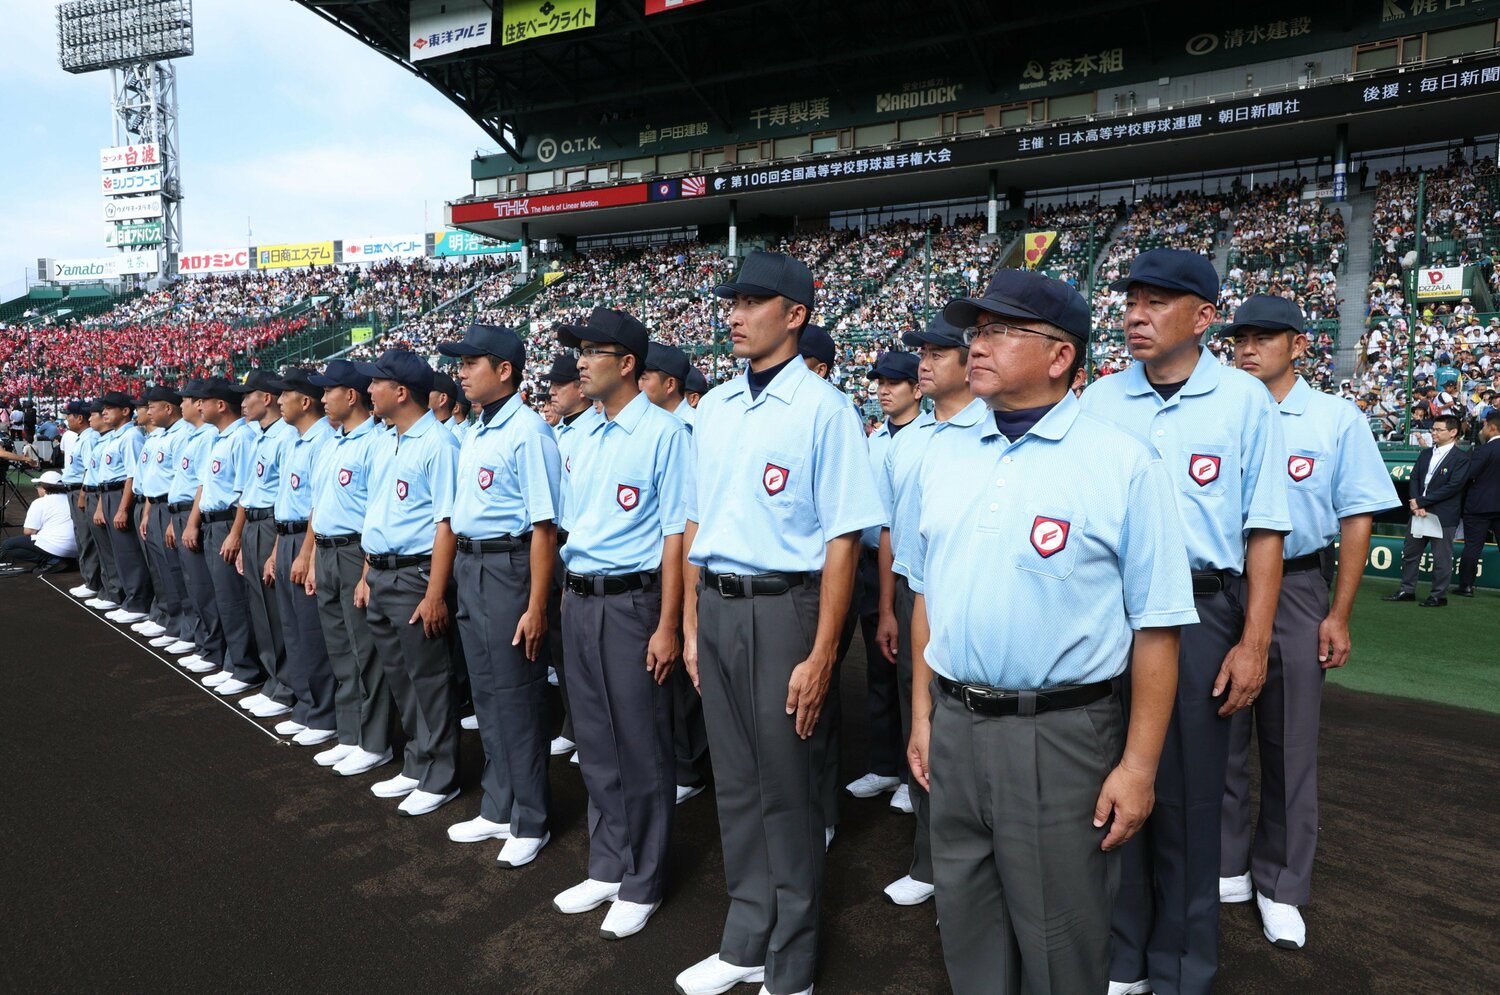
[399,409,438,440]
[1123,346,1222,398]
[976,389,1080,442]
[598,390,652,435]
[297,417,333,442]
[343,416,377,441]
[1279,376,1312,415]
[723,356,812,406]
[217,418,246,437]
[477,392,524,434]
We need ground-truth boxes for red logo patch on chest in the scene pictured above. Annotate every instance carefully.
[104,453,113,465]
[255,461,265,477]
[211,458,222,474]
[763,463,789,495]
[181,457,190,470]
[1030,516,1071,558]
[1188,454,1221,486]
[617,484,640,510]
[396,479,409,500]
[338,467,353,487]
[477,467,495,490]
[290,473,301,490]
[1287,455,1315,481]
[156,451,165,463]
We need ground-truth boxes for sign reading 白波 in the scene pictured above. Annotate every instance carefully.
[100,143,160,170]
[409,0,492,62]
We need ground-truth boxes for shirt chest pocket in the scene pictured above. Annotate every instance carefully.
[753,449,805,510]
[612,475,653,517]
[1180,442,1232,498]
[1286,448,1324,488]
[1012,509,1086,582]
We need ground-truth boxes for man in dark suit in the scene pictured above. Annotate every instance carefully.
[1456,411,1500,596]
[1384,414,1470,607]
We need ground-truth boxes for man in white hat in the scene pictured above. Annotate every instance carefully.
[0,471,79,575]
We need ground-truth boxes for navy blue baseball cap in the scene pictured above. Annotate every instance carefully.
[540,353,580,384]
[436,321,526,371]
[1109,247,1220,303]
[430,371,462,403]
[86,399,105,414]
[713,250,815,309]
[139,385,182,405]
[197,377,242,403]
[556,307,649,362]
[902,313,966,349]
[100,390,136,409]
[352,348,435,396]
[308,359,372,392]
[646,342,692,384]
[266,367,322,399]
[866,351,920,382]
[179,379,208,399]
[232,369,283,395]
[685,366,708,395]
[65,399,89,415]
[798,324,836,367]
[1217,294,1307,337]
[945,268,1092,342]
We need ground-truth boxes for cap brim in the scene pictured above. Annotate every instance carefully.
[1217,319,1303,338]
[712,281,782,301]
[1108,275,1212,300]
[305,374,341,388]
[229,381,277,394]
[436,341,489,358]
[943,296,1053,332]
[901,328,964,349]
[555,325,586,349]
[349,361,388,380]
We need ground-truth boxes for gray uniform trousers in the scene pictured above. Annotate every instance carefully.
[1399,526,1456,597]
[241,515,290,703]
[671,664,709,789]
[1221,567,1328,906]
[931,684,1125,995]
[172,508,219,657]
[201,518,264,685]
[99,489,153,614]
[274,531,336,732]
[893,575,931,883]
[365,560,458,794]
[134,501,169,627]
[548,546,576,742]
[859,550,902,779]
[454,544,550,838]
[69,491,103,592]
[85,490,125,604]
[698,578,830,995]
[144,501,191,641]
[564,581,674,904]
[1111,585,1243,995]
[314,540,390,752]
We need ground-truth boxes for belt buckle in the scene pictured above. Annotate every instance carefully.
[961,684,1010,711]
[566,575,587,597]
[456,536,472,553]
[716,572,737,597]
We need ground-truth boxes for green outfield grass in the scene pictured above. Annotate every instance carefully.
[1333,575,1500,715]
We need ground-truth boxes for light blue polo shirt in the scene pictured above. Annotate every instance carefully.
[1079,348,1292,573]
[241,418,296,510]
[309,415,381,538]
[362,410,460,556]
[452,392,560,540]
[62,429,88,485]
[561,391,689,575]
[140,419,187,497]
[686,359,886,574]
[169,423,216,505]
[1275,377,1400,558]
[80,428,103,486]
[910,391,1198,689]
[865,411,930,549]
[274,418,334,523]
[97,424,143,485]
[199,419,254,514]
[669,399,695,431]
[134,428,158,495]
[880,404,971,582]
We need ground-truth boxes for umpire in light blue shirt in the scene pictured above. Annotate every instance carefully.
[169,382,222,670]
[1217,296,1399,950]
[352,349,463,818]
[95,390,153,622]
[1078,249,1292,995]
[907,269,1195,995]
[675,252,885,995]
[137,387,192,648]
[437,323,562,866]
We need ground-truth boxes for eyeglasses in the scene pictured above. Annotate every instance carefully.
[578,347,629,359]
[962,320,1068,347]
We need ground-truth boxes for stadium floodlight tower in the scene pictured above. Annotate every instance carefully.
[57,0,193,280]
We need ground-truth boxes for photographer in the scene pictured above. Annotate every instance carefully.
[0,471,77,576]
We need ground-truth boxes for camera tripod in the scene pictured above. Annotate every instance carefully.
[0,461,34,537]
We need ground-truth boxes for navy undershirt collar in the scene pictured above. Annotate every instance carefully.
[992,402,1057,440]
[748,357,794,400]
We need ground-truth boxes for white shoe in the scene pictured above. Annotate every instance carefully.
[314,743,359,767]
[825,826,835,851]
[86,598,119,610]
[371,773,419,799]
[553,878,621,913]
[149,635,177,648]
[883,875,935,906]
[182,657,217,674]
[1220,872,1253,904]
[889,783,913,813]
[215,678,258,696]
[550,735,575,756]
[238,693,270,712]
[674,954,766,995]
[69,585,96,598]
[1256,892,1306,949]
[496,832,550,867]
[398,788,459,816]
[1107,982,1151,995]
[136,621,167,637]
[129,620,152,632]
[274,719,308,736]
[460,714,479,731]
[569,751,580,765]
[201,670,233,687]
[109,610,148,624]
[292,727,336,746]
[676,784,705,805]
[844,772,900,798]
[757,986,812,995]
[333,747,393,776]
[448,815,510,843]
[167,641,197,655]
[249,699,291,719]
[601,898,659,939]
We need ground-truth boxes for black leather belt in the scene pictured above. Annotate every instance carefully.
[936,675,1115,716]
[366,552,429,570]
[456,533,530,554]
[1192,569,1230,595]
[147,493,168,503]
[704,569,808,598]
[245,507,273,522]
[314,532,361,548]
[65,483,83,493]
[275,520,309,535]
[86,481,125,493]
[201,509,236,524]
[565,570,655,597]
[167,500,193,514]
[1283,550,1326,573]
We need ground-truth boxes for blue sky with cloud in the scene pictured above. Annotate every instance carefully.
[1,0,494,299]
